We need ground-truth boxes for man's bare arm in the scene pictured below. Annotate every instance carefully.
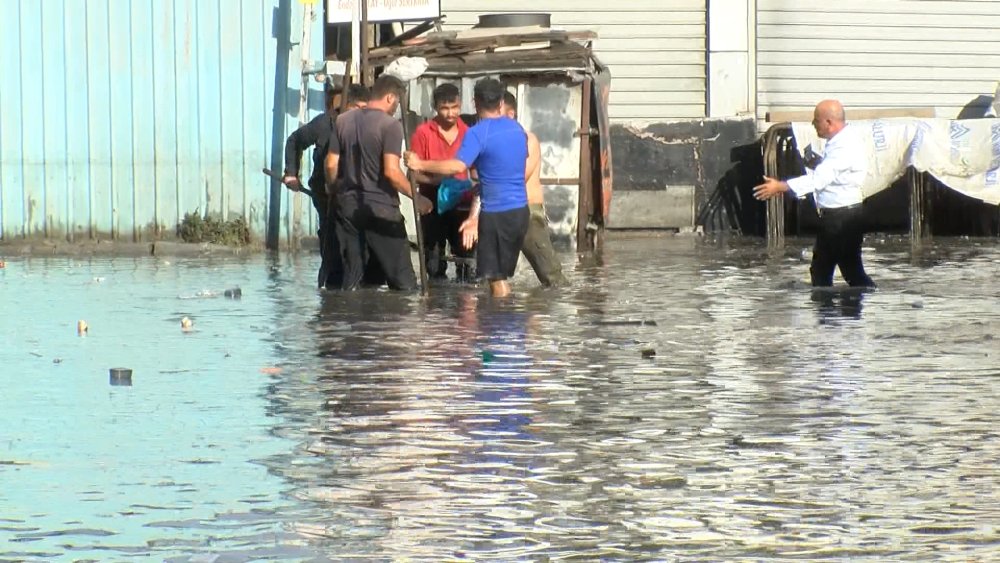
[525,132,541,182]
[413,171,444,185]
[383,154,415,197]
[384,153,433,214]
[404,151,468,176]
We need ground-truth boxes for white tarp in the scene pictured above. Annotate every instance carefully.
[791,118,1000,205]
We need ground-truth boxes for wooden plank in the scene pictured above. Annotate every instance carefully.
[765,107,937,122]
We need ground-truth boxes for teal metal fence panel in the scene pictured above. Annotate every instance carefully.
[0,0,325,244]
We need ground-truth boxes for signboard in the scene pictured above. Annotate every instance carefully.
[326,0,441,24]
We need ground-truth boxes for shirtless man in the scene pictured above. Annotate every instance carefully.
[459,92,568,287]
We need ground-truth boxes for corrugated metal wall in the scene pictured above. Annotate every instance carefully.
[757,0,1000,119]
[0,0,325,243]
[439,0,708,123]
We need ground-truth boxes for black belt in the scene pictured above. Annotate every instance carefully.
[817,203,862,217]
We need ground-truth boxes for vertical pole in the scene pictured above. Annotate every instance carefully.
[909,167,929,246]
[577,78,593,251]
[360,0,370,86]
[267,0,293,250]
[291,2,314,249]
[401,95,429,295]
[350,0,360,81]
[763,128,785,248]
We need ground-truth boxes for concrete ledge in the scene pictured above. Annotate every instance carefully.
[0,239,263,257]
[609,187,696,229]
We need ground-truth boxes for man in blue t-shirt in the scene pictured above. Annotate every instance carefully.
[405,78,529,298]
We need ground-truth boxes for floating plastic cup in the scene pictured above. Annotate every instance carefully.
[109,367,133,386]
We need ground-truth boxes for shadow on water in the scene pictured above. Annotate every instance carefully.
[1,235,999,560]
[810,287,868,322]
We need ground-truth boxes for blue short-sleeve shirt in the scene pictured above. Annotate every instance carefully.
[455,116,528,213]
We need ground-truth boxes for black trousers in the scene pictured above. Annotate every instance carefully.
[333,195,416,291]
[419,186,475,281]
[309,184,343,289]
[810,205,876,288]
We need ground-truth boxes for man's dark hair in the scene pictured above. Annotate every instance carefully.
[433,83,461,107]
[346,84,370,105]
[371,74,406,100]
[473,78,505,111]
[502,91,517,113]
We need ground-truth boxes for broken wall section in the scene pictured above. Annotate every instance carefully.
[609,118,759,234]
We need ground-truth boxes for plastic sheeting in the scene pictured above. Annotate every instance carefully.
[792,118,1000,205]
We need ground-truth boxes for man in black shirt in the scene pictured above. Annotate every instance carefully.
[282,84,369,288]
[325,75,433,290]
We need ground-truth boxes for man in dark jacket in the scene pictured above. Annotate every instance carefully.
[282,83,369,288]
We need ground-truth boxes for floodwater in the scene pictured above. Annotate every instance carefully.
[1,235,999,561]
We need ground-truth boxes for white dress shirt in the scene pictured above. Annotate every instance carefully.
[787,123,867,209]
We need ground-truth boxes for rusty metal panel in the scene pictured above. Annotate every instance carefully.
[520,80,582,246]
[0,0,324,244]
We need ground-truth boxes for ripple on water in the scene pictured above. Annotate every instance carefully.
[1,240,999,559]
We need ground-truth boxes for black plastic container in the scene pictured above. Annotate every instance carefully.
[109,367,133,386]
[476,13,551,28]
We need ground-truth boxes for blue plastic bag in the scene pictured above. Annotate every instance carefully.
[436,178,474,214]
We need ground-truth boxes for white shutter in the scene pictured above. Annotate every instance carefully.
[439,0,707,123]
[757,0,1000,119]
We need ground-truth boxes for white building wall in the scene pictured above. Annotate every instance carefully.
[438,0,708,124]
[757,0,1000,119]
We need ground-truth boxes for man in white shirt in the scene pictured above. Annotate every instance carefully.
[754,99,876,288]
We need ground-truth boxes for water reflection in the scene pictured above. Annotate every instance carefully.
[811,287,867,321]
[1,237,999,560]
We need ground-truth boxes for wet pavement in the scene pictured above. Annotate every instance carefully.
[1,235,999,561]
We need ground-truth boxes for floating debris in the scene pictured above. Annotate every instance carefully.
[224,287,242,299]
[109,367,132,386]
[77,320,88,335]
[641,348,657,359]
[181,317,194,331]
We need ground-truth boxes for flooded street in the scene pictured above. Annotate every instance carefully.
[2,235,999,561]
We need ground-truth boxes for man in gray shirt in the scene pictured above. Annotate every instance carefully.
[325,74,432,290]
